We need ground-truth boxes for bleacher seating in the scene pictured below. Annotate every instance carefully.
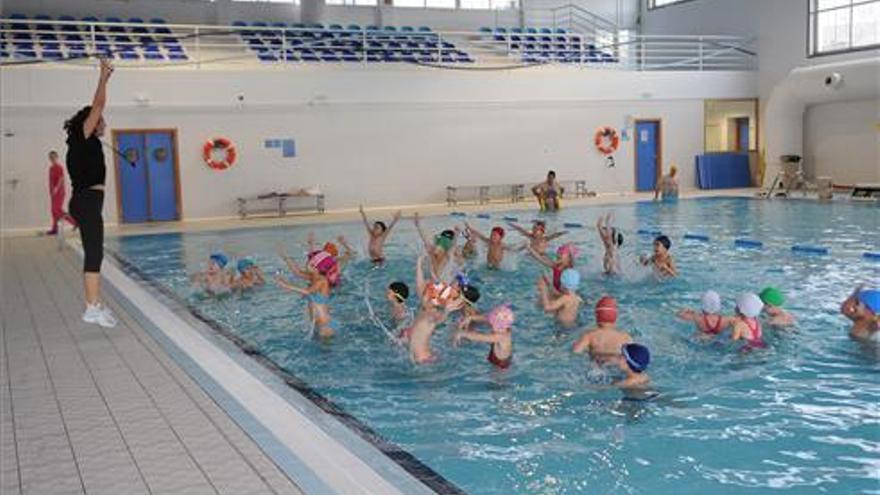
[233,21,474,64]
[481,26,618,64]
[0,14,188,62]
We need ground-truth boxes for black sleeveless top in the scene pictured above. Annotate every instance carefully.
[66,130,105,193]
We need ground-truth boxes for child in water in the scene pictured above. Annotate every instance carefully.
[402,254,466,363]
[359,205,402,264]
[275,251,337,339]
[191,253,233,295]
[640,235,677,278]
[232,258,266,290]
[731,293,765,350]
[572,296,633,365]
[596,212,623,275]
[677,290,734,337]
[759,287,795,328]
[537,268,583,329]
[463,223,523,269]
[528,242,579,296]
[840,285,879,341]
[387,281,410,326]
[508,220,567,253]
[454,305,515,369]
[413,212,457,278]
[461,226,479,260]
[615,343,651,389]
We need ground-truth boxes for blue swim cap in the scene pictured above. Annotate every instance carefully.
[622,343,650,373]
[858,289,880,314]
[237,258,254,273]
[455,273,471,287]
[560,268,580,290]
[209,253,228,268]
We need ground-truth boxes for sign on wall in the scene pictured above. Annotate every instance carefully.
[265,138,296,158]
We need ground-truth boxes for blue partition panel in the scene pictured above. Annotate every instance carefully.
[696,152,752,189]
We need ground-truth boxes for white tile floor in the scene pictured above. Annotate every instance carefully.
[1,237,302,495]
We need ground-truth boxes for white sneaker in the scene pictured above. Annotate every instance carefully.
[82,303,117,328]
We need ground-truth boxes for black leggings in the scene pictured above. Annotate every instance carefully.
[69,189,104,273]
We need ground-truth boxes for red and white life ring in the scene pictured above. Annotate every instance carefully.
[203,137,237,170]
[594,127,620,156]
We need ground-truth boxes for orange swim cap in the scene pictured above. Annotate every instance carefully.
[323,242,339,257]
[595,296,618,324]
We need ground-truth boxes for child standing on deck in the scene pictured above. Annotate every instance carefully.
[640,235,677,278]
[359,205,402,264]
[677,290,734,337]
[455,305,515,369]
[537,268,583,329]
[572,297,633,365]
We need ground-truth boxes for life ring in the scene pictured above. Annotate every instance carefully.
[203,137,237,170]
[594,127,620,156]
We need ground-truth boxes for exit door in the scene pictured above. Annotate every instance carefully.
[113,129,181,223]
[635,120,661,192]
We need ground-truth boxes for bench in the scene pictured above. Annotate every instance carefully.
[446,180,591,206]
[237,190,325,218]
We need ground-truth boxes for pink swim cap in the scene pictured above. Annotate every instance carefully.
[556,243,580,259]
[307,250,336,275]
[487,305,515,331]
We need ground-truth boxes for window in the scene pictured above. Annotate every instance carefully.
[460,0,519,9]
[809,0,880,55]
[648,0,695,9]
[425,0,455,7]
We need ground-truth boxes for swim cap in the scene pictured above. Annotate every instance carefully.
[736,293,763,318]
[560,268,580,290]
[533,221,546,233]
[701,290,722,314]
[209,253,228,268]
[858,289,880,315]
[434,234,453,251]
[622,343,650,373]
[440,229,456,240]
[759,287,785,307]
[461,285,480,305]
[454,273,471,287]
[654,235,671,251]
[487,305,515,331]
[323,242,339,258]
[389,281,409,301]
[556,243,581,259]
[491,226,505,238]
[424,282,460,307]
[595,296,618,324]
[307,250,336,275]
[374,221,387,232]
[236,258,254,274]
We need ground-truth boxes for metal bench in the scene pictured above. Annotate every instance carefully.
[446,180,590,206]
[237,191,325,218]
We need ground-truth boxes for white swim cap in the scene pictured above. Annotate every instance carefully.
[701,290,722,314]
[736,293,763,318]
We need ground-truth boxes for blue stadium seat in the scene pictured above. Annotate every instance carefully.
[143,45,164,60]
[401,26,414,32]
[106,17,123,23]
[257,51,278,62]
[341,50,360,62]
[129,18,145,23]
[67,43,87,57]
[252,22,268,28]
[418,26,432,32]
[272,22,287,28]
[347,24,362,31]
[118,50,139,60]
[168,51,188,61]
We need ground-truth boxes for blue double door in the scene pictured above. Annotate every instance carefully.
[115,130,180,223]
[635,120,661,192]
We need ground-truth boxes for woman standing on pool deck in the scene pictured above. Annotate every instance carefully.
[65,59,116,328]
[654,165,679,202]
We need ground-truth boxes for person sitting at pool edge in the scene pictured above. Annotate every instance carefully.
[640,235,677,278]
[677,290,734,337]
[359,205,402,264]
[532,170,564,212]
[840,285,879,341]
[759,286,795,328]
[507,219,567,254]
[572,296,633,365]
[455,304,515,370]
[537,268,583,329]
[387,281,410,326]
[464,222,524,269]
[615,343,651,389]
[654,165,679,202]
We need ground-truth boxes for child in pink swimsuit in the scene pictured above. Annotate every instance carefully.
[455,305,514,369]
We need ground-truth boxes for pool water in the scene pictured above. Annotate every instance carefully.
[108,198,880,495]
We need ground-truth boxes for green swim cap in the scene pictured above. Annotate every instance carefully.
[434,235,453,251]
[759,287,785,307]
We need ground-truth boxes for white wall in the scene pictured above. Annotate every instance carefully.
[0,65,754,231]
[804,99,880,186]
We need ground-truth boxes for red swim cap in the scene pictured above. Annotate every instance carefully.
[595,296,618,324]
[491,226,505,238]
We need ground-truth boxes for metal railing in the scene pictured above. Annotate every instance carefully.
[0,18,756,71]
